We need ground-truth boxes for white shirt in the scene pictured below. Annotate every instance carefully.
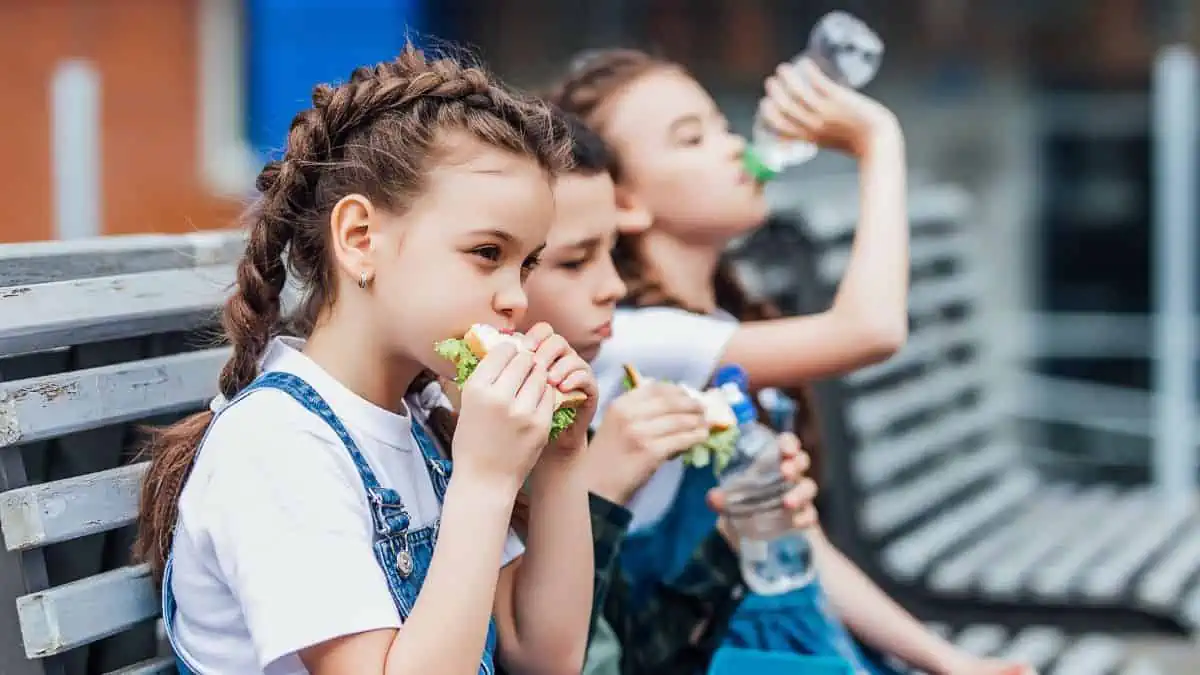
[170,337,525,674]
[590,307,738,531]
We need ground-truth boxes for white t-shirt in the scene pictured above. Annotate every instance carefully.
[590,307,738,531]
[170,337,525,674]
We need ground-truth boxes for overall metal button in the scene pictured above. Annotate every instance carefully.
[396,549,414,577]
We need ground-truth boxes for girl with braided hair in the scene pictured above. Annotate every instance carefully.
[545,50,1034,675]
[135,47,595,675]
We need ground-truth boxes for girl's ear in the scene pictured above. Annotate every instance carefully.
[328,193,377,284]
[614,184,653,234]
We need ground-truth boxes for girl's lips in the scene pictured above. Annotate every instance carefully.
[595,322,612,339]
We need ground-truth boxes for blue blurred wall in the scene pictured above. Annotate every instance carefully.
[245,0,424,157]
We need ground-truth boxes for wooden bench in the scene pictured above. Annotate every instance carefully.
[0,232,243,674]
[731,180,1184,674]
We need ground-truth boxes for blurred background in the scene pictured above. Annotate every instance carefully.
[2,0,1200,670]
[4,0,1198,495]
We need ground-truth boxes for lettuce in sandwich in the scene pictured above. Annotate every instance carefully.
[435,324,587,441]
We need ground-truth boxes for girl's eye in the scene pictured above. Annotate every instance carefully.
[680,133,703,147]
[472,245,501,262]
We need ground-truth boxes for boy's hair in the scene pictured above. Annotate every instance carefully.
[559,109,613,177]
[548,49,825,474]
[134,45,572,585]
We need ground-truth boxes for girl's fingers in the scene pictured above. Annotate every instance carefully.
[469,341,519,386]
[557,367,595,399]
[522,322,555,351]
[492,348,536,395]
[513,361,549,413]
[654,428,713,460]
[781,478,818,511]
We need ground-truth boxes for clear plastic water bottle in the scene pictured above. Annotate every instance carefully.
[712,365,816,595]
[743,10,885,182]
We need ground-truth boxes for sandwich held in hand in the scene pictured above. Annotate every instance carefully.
[622,364,740,472]
[435,324,588,440]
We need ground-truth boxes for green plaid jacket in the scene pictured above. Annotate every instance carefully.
[587,494,746,675]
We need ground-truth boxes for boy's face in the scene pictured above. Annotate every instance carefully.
[520,171,627,361]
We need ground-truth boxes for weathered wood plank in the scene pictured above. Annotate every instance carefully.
[17,565,156,659]
[0,231,243,286]
[0,462,148,552]
[0,266,234,356]
[0,348,225,449]
[102,657,175,675]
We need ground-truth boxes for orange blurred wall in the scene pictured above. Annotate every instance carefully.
[0,0,241,244]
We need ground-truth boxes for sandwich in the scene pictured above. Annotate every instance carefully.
[435,324,588,440]
[621,364,740,472]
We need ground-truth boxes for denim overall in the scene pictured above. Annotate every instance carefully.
[162,371,498,674]
[618,395,907,675]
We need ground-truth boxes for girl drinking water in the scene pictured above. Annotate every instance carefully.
[548,49,1033,675]
[135,47,595,675]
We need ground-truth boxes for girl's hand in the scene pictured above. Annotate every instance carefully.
[452,340,556,493]
[947,658,1037,675]
[586,382,710,503]
[523,322,599,457]
[758,59,900,158]
[707,432,818,539]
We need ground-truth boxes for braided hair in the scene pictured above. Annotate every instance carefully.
[135,45,572,584]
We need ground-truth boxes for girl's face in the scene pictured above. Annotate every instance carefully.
[520,171,627,361]
[601,68,769,244]
[363,133,556,378]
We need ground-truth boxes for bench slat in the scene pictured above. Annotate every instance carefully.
[928,486,1075,593]
[102,656,175,675]
[0,348,226,449]
[0,232,243,286]
[992,626,1065,671]
[854,397,1003,487]
[862,443,1012,535]
[882,470,1039,581]
[797,183,973,243]
[850,359,986,438]
[820,231,972,284]
[0,462,148,551]
[977,486,1118,596]
[17,564,156,658]
[1080,504,1194,600]
[1028,491,1152,598]
[0,265,234,356]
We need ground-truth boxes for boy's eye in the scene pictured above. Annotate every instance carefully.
[559,251,593,271]
[519,253,543,281]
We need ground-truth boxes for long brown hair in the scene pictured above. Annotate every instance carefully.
[135,45,572,584]
[547,49,824,472]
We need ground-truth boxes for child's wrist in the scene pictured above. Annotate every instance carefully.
[450,465,523,504]
[855,113,903,159]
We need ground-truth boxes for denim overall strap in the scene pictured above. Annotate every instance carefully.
[165,372,498,674]
[409,420,452,502]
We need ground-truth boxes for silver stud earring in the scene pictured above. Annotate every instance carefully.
[358,271,371,289]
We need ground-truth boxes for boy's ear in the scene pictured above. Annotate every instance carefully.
[614,184,653,234]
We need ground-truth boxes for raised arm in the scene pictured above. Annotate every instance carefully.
[722,62,909,389]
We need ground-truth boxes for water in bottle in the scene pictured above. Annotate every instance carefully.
[743,10,885,182]
[712,365,815,595]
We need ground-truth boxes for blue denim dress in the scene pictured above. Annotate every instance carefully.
[162,372,498,674]
[619,451,907,674]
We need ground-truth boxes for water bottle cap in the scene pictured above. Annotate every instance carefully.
[742,147,778,184]
[712,364,750,391]
[713,365,756,425]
